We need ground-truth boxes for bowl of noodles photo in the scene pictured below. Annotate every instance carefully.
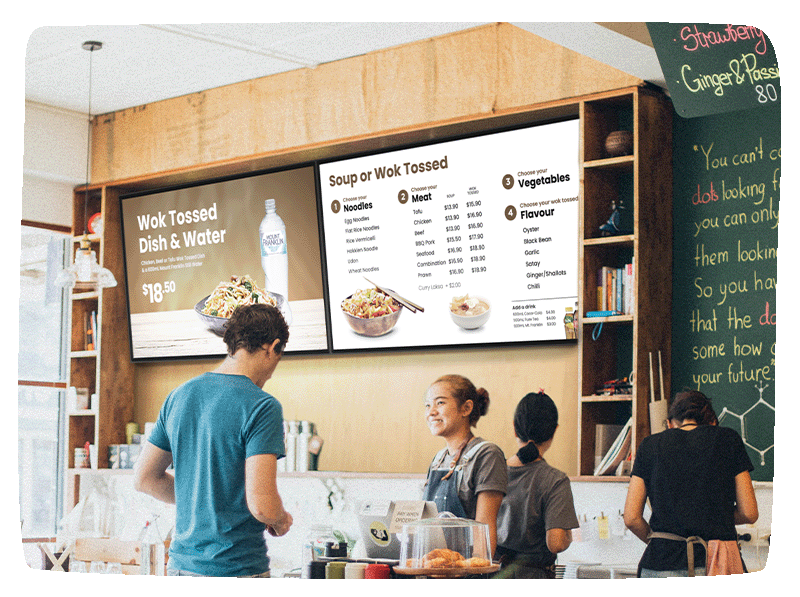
[341,287,403,337]
[449,294,491,330]
[195,274,290,336]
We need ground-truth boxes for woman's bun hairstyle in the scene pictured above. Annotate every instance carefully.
[669,390,718,426]
[433,374,489,427]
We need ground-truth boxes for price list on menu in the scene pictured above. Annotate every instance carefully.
[320,119,580,351]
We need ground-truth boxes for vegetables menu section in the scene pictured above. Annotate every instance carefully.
[320,120,580,351]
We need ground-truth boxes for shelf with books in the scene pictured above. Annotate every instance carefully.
[64,185,135,511]
[593,417,632,476]
[593,262,634,315]
[576,87,672,476]
[581,393,635,403]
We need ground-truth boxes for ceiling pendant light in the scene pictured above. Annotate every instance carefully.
[56,40,117,291]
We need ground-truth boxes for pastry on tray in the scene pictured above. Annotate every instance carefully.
[405,548,491,569]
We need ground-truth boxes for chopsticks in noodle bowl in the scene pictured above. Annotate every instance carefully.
[363,277,424,313]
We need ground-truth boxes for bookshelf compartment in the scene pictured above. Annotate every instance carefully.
[580,320,633,397]
[582,95,634,162]
[582,167,634,238]
[582,243,634,315]
[72,191,102,236]
[576,88,672,476]
[579,400,633,476]
[69,357,97,397]
[67,414,96,468]
[70,297,99,353]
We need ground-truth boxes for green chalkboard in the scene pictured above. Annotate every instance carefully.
[671,103,779,481]
[647,23,780,118]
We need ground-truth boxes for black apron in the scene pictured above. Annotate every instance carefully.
[422,440,488,519]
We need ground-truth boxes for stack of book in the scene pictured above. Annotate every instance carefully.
[595,261,634,314]
[593,417,632,476]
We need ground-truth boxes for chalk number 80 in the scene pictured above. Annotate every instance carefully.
[756,84,778,104]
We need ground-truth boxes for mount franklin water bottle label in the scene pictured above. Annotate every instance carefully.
[261,231,287,255]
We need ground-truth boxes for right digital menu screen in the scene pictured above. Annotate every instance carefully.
[319,118,580,352]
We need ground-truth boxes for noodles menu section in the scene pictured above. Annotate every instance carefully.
[319,120,580,351]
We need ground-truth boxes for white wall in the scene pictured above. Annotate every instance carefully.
[22,101,86,227]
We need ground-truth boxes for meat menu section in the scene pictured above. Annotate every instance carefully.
[319,120,580,351]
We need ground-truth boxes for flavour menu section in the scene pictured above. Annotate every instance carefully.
[319,120,580,351]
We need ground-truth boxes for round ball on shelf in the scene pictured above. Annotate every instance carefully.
[604,130,633,157]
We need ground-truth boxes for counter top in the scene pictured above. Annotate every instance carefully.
[67,468,773,488]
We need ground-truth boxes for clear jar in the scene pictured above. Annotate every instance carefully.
[301,524,337,573]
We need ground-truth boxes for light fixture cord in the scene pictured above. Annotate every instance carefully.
[83,44,96,238]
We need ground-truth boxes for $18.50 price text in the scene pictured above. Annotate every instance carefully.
[143,281,176,303]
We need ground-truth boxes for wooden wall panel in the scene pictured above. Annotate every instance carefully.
[134,343,579,476]
[91,23,641,184]
[497,24,642,110]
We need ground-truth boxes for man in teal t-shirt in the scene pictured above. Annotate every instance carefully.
[134,303,293,577]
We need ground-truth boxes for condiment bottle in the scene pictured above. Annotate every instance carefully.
[296,420,313,472]
[284,420,298,472]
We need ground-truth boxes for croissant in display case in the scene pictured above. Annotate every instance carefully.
[395,514,499,577]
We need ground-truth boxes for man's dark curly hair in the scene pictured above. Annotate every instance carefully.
[222,303,289,356]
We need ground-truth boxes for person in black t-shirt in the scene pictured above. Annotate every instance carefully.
[623,390,759,577]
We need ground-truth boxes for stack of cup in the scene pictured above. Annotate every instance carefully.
[325,561,346,579]
[74,447,90,468]
[364,563,391,579]
[344,562,368,579]
[304,560,327,579]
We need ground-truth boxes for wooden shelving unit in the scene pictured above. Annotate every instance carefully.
[577,87,673,476]
[64,186,135,511]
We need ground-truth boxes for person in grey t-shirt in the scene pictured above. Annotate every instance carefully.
[494,391,579,579]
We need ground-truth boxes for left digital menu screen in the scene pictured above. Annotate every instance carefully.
[120,166,329,360]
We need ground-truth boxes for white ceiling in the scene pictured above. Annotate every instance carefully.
[24,22,666,116]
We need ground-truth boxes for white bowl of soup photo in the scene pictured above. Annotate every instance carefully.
[449,294,491,330]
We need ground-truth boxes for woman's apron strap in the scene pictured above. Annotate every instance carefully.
[647,531,708,577]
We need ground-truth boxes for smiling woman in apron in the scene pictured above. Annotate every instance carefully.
[422,374,507,555]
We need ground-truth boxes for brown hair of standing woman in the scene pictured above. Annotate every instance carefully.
[433,374,490,427]
[668,390,719,426]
